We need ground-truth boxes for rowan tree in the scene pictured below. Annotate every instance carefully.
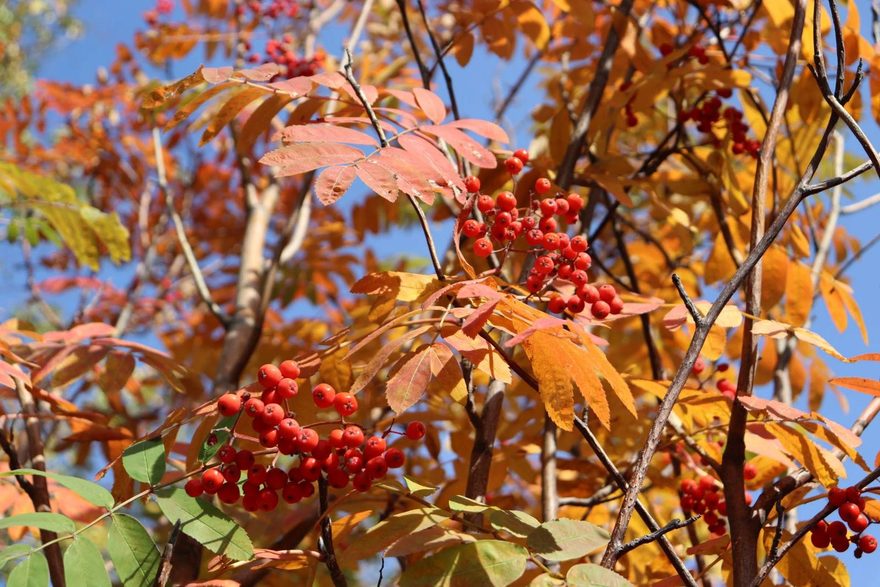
[3,0,880,585]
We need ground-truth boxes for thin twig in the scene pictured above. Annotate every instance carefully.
[618,516,700,556]
[318,477,347,587]
[672,273,703,327]
[152,128,229,328]
[154,520,181,587]
[414,0,460,120]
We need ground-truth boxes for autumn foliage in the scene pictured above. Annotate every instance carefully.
[4,0,880,585]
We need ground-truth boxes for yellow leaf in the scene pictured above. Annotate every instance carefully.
[766,422,843,487]
[819,272,848,333]
[702,325,727,361]
[511,1,550,49]
[350,271,440,302]
[829,377,880,396]
[761,246,789,309]
[785,260,814,327]
[705,233,737,284]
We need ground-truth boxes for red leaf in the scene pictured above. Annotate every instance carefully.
[355,159,398,201]
[260,143,364,177]
[375,147,438,204]
[422,125,497,169]
[413,88,446,124]
[504,316,569,347]
[447,118,509,143]
[267,77,314,96]
[277,122,378,146]
[237,63,283,81]
[386,344,439,413]
[314,166,357,205]
[397,134,466,202]
[43,322,116,342]
[384,89,419,109]
[461,300,500,338]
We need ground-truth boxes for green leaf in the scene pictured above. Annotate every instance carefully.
[566,563,634,586]
[7,551,49,587]
[122,439,166,485]
[448,495,492,513]
[398,540,528,587]
[64,537,111,587]
[529,573,566,586]
[526,519,610,562]
[0,512,75,534]
[2,469,114,509]
[342,507,451,561]
[488,509,540,538]
[107,513,161,587]
[0,545,33,568]
[154,488,253,561]
[404,475,438,498]
[198,415,236,463]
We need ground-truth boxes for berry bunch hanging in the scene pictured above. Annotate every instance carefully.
[186,359,426,512]
[460,149,625,321]
[810,486,877,557]
[679,474,754,537]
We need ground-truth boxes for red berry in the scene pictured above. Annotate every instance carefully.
[534,255,554,275]
[548,294,567,314]
[279,359,301,379]
[859,534,877,553]
[580,285,600,303]
[218,482,241,504]
[184,478,204,497]
[300,457,322,481]
[496,191,517,211]
[828,520,848,536]
[235,449,255,470]
[598,284,617,303]
[247,463,267,484]
[495,211,512,228]
[831,536,850,552]
[282,482,303,504]
[278,418,301,439]
[384,448,405,468]
[260,389,278,405]
[221,464,241,483]
[846,486,862,503]
[744,463,757,480]
[609,297,624,315]
[353,472,372,492]
[366,456,389,479]
[699,475,717,491]
[535,178,552,195]
[312,383,336,408]
[692,357,706,375]
[570,235,588,252]
[298,428,320,453]
[554,198,570,215]
[258,489,279,511]
[343,426,365,448]
[567,295,585,314]
[406,421,426,440]
[344,448,365,472]
[840,502,861,523]
[242,493,259,512]
[504,157,524,175]
[850,513,870,533]
[540,198,557,217]
[275,377,298,399]
[473,237,493,257]
[364,435,387,459]
[477,194,495,213]
[334,392,358,417]
[217,445,236,464]
[202,468,224,494]
[828,486,847,507]
[217,394,241,417]
[258,364,283,390]
[298,481,315,498]
[261,403,284,427]
[266,467,288,491]
[462,219,483,238]
[513,148,529,163]
[591,300,610,319]
[464,176,481,193]
[327,467,350,489]
[244,398,265,418]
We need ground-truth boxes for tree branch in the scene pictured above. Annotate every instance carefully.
[318,477,347,587]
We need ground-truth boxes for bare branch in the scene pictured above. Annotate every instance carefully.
[618,516,701,557]
[318,477,347,587]
[672,273,703,327]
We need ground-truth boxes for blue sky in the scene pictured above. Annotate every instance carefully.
[6,0,880,582]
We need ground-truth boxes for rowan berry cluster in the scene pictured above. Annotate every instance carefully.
[183,360,426,512]
[810,486,877,557]
[679,474,754,537]
[460,150,625,320]
[143,0,173,25]
[248,37,324,78]
[239,0,300,19]
[678,91,759,157]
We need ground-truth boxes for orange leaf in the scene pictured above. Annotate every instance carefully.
[829,377,880,396]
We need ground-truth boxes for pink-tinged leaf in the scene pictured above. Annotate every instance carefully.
[38,276,109,294]
[447,119,510,143]
[375,106,421,129]
[421,125,497,169]
[260,143,364,177]
[505,316,570,347]
[237,63,283,81]
[333,77,378,104]
[355,159,398,202]
[309,71,347,89]
[43,322,116,343]
[314,166,357,205]
[0,359,27,388]
[91,337,173,360]
[202,66,234,84]
[350,325,434,393]
[413,87,447,124]
[325,115,399,134]
[386,344,439,413]
[277,123,378,146]
[375,147,438,204]
[739,396,809,421]
[461,300,500,338]
[456,282,503,301]
[384,89,419,109]
[397,134,466,202]
[267,77,314,96]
